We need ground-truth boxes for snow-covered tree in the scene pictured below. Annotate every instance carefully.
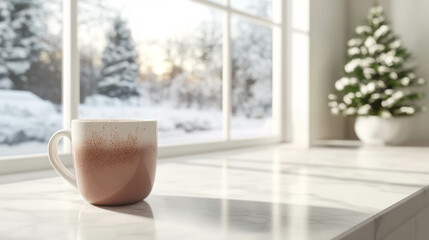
[0,1,14,89]
[161,14,271,114]
[0,0,49,90]
[158,14,222,109]
[232,20,272,118]
[26,44,62,104]
[190,15,222,109]
[98,17,139,99]
[328,5,425,117]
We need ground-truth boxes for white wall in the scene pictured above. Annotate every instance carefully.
[389,0,429,143]
[309,0,347,141]
[346,0,429,143]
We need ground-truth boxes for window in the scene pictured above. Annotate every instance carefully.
[0,0,62,157]
[77,0,280,146]
[78,0,223,145]
[0,0,285,166]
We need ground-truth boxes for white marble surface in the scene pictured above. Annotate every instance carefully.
[1,144,429,240]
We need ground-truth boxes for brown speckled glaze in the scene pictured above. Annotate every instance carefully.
[72,120,157,206]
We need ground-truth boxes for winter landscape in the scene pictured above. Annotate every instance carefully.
[0,0,273,157]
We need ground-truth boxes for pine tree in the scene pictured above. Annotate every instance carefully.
[328,4,425,118]
[98,17,139,99]
[5,0,48,90]
[0,1,14,89]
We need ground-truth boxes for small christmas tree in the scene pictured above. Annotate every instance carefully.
[98,17,139,99]
[328,4,425,118]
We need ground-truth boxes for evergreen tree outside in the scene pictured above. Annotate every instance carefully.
[0,0,49,90]
[0,1,14,89]
[98,17,140,99]
[328,4,426,118]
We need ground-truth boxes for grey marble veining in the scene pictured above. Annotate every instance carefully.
[1,144,429,239]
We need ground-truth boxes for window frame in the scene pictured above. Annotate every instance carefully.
[0,0,287,174]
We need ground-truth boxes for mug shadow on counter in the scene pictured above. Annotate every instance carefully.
[77,200,156,239]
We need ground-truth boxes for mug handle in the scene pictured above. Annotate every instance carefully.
[48,129,77,188]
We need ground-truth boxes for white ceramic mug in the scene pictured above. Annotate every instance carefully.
[48,119,157,205]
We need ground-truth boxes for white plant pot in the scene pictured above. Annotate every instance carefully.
[354,116,410,145]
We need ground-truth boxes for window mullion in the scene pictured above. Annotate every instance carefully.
[222,0,232,141]
[272,0,286,140]
[62,0,79,153]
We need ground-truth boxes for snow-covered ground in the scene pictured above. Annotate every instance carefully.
[0,93,271,157]
[0,90,61,157]
[79,95,272,144]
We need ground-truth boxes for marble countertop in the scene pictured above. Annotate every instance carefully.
[1,144,429,240]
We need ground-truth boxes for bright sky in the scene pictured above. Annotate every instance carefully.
[45,0,268,75]
[115,0,212,39]
[77,0,220,74]
[79,0,217,48]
